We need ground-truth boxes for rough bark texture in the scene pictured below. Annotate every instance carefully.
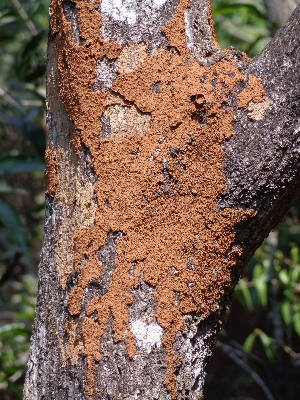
[24,1,300,400]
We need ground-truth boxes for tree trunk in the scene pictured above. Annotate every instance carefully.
[23,1,300,399]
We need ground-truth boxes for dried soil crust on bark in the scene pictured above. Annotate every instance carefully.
[45,0,268,398]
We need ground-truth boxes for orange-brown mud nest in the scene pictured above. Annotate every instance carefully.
[47,0,265,397]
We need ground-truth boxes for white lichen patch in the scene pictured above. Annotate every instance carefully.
[294,125,300,135]
[130,320,163,353]
[93,57,118,91]
[247,97,271,121]
[184,9,193,55]
[101,0,168,25]
[103,104,152,139]
[153,0,169,6]
[118,43,148,74]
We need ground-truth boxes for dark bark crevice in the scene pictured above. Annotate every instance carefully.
[63,0,86,45]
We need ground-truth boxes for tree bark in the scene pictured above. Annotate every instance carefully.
[23,1,300,399]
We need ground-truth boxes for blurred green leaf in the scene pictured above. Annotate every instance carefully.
[212,4,265,19]
[236,279,253,309]
[291,263,300,283]
[14,311,34,322]
[293,312,300,336]
[278,269,290,286]
[291,246,299,264]
[252,263,263,279]
[0,198,27,252]
[243,332,256,353]
[0,155,44,175]
[281,300,292,325]
[0,322,28,337]
[255,276,268,307]
[212,0,271,57]
[0,180,27,194]
[255,329,275,361]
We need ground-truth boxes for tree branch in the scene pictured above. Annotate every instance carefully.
[220,5,300,263]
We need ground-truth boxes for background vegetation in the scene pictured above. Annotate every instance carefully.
[0,1,299,399]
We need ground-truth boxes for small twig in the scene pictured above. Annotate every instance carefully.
[217,341,275,400]
[11,0,38,35]
[219,332,265,365]
[219,335,278,394]
[227,337,265,364]
[283,345,300,360]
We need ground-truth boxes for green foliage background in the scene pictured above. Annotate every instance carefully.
[0,1,299,399]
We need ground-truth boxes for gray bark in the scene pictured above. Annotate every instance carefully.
[24,1,300,399]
